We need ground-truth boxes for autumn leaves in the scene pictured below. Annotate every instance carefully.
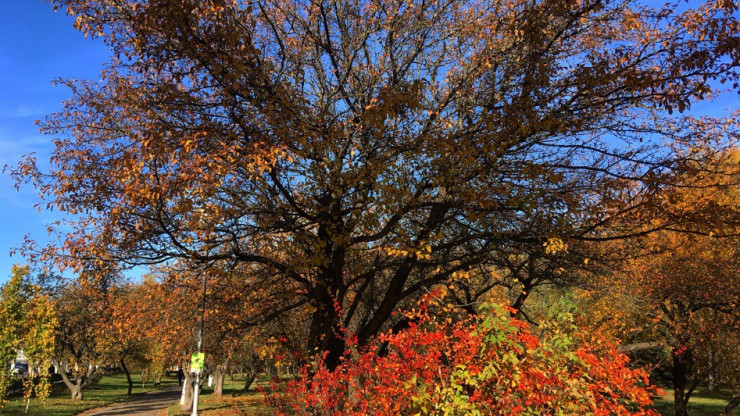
[4,0,739,414]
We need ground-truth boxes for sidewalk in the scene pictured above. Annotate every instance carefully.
[76,386,181,416]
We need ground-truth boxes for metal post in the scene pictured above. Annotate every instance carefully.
[191,272,207,416]
[191,372,200,416]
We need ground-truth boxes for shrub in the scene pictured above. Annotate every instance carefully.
[269,295,661,416]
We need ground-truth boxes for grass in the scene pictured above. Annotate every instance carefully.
[2,372,177,416]
[163,373,740,416]
[652,388,735,416]
[169,380,736,416]
[166,375,272,416]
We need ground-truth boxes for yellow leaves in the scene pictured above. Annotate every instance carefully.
[183,138,195,152]
[382,242,433,260]
[543,237,568,255]
[451,270,471,281]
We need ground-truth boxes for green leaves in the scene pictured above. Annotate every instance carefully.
[0,265,57,408]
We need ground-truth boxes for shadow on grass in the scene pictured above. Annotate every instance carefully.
[2,373,178,416]
[652,389,735,416]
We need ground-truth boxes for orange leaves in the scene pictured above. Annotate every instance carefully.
[14,0,736,380]
[271,300,661,416]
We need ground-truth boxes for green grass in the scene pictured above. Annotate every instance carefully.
[166,375,272,416]
[652,389,735,416]
[2,372,177,416]
[162,377,733,416]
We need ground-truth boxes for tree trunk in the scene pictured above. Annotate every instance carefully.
[243,368,257,392]
[707,347,718,392]
[307,287,345,371]
[265,361,277,378]
[725,397,740,416]
[120,357,133,395]
[213,370,225,397]
[725,386,740,416]
[53,359,85,401]
[672,347,695,416]
[70,383,84,401]
[180,372,194,413]
[213,357,230,397]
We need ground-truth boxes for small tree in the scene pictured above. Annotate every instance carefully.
[0,265,57,411]
[52,283,106,400]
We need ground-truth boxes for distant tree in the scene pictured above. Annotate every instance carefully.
[581,149,740,416]
[95,283,150,395]
[51,282,107,400]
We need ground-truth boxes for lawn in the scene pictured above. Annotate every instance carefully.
[165,376,738,416]
[652,389,736,416]
[2,372,177,416]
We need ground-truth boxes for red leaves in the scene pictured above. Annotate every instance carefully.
[269,300,661,416]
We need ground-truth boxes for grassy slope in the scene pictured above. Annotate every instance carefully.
[2,373,176,416]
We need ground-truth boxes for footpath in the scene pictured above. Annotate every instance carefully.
[76,386,181,416]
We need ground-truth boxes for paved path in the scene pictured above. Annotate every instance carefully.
[78,386,182,416]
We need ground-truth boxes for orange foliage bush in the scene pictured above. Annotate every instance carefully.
[270,295,661,415]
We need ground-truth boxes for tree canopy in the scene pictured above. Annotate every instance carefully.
[9,0,739,369]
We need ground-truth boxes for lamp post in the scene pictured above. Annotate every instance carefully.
[191,271,207,416]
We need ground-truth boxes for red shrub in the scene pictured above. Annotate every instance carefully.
[269,299,661,415]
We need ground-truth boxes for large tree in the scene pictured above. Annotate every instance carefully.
[12,0,739,368]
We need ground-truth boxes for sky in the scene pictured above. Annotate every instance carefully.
[0,0,110,282]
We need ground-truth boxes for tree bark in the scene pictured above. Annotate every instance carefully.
[672,347,695,416]
[120,357,133,395]
[707,347,718,392]
[725,386,740,416]
[213,370,225,397]
[53,359,85,401]
[725,397,740,416]
[243,367,257,392]
[180,372,194,413]
[70,384,84,401]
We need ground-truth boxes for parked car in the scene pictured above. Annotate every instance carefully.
[10,361,29,376]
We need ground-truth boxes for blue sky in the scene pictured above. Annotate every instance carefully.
[0,0,109,282]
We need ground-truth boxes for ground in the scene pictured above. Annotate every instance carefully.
[1,373,177,416]
[1,372,735,415]
[652,388,736,416]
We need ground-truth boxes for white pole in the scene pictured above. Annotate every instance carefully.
[191,272,207,416]
[191,372,200,416]
[180,377,187,405]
